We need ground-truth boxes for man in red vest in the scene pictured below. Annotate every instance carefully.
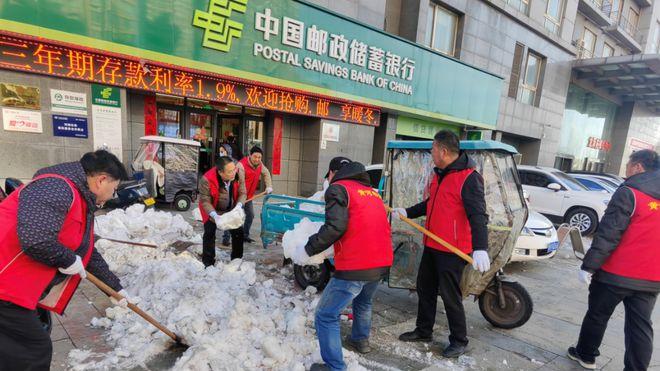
[199,156,247,265]
[237,146,272,243]
[293,157,393,371]
[569,149,659,371]
[392,130,490,358]
[0,150,128,370]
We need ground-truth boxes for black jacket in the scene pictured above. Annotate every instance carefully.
[582,170,660,292]
[304,162,390,281]
[405,152,489,251]
[17,161,123,293]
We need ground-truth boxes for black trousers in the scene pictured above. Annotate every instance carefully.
[202,221,244,266]
[415,247,468,346]
[0,301,52,371]
[576,280,657,371]
[243,201,254,238]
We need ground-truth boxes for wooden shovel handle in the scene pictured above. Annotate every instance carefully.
[86,272,181,343]
[99,237,158,249]
[246,191,268,203]
[385,205,474,265]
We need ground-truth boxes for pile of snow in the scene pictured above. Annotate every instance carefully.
[299,191,325,214]
[95,204,200,246]
[282,218,334,265]
[71,210,364,371]
[216,205,246,230]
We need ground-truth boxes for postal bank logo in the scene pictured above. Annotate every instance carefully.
[193,0,248,52]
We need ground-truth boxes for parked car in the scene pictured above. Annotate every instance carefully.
[567,171,624,186]
[517,165,611,235]
[571,174,618,193]
[511,191,558,262]
[365,164,383,189]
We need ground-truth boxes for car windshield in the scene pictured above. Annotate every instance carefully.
[552,172,589,191]
[598,177,620,190]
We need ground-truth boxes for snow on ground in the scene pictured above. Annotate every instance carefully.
[70,207,365,371]
[282,218,334,265]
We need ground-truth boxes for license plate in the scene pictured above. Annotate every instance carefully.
[144,198,156,206]
[547,241,559,252]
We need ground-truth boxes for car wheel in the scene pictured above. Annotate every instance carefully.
[566,208,598,236]
[173,193,192,212]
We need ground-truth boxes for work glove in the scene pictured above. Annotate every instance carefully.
[293,243,311,265]
[234,202,243,210]
[471,250,491,273]
[266,187,273,194]
[213,215,224,231]
[58,255,87,279]
[110,289,134,308]
[578,270,592,285]
[391,208,407,220]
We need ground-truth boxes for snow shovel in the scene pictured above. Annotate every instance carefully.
[386,205,474,265]
[96,236,158,249]
[246,190,268,203]
[85,272,188,348]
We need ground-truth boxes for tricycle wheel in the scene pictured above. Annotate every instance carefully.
[173,193,192,211]
[294,261,330,291]
[478,281,533,329]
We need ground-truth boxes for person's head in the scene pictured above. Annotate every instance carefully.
[227,135,235,144]
[249,146,263,167]
[325,156,351,182]
[216,156,236,182]
[218,146,228,157]
[432,130,460,169]
[80,150,128,205]
[626,149,659,177]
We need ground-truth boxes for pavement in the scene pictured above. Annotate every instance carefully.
[50,202,660,370]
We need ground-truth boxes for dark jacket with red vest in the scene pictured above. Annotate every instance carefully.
[582,170,660,293]
[0,162,121,314]
[198,167,247,223]
[305,162,393,281]
[405,152,489,254]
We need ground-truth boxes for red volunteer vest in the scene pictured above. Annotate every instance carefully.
[425,169,475,254]
[333,180,393,271]
[199,167,239,223]
[0,174,93,314]
[601,188,660,281]
[239,157,263,200]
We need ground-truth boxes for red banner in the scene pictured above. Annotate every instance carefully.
[0,32,381,126]
[144,95,157,135]
[272,115,283,176]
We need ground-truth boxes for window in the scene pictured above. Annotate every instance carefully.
[575,177,607,191]
[520,52,543,105]
[580,28,597,59]
[607,0,624,22]
[544,0,564,34]
[425,3,459,56]
[552,172,588,191]
[519,171,552,188]
[157,108,181,138]
[628,8,639,36]
[554,156,573,172]
[602,42,615,57]
[651,22,660,53]
[507,0,530,14]
[367,168,383,189]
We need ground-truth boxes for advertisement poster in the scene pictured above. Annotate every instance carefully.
[53,115,88,138]
[2,108,42,133]
[92,104,122,160]
[0,83,40,110]
[50,89,87,115]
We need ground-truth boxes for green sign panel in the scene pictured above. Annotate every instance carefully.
[92,85,120,107]
[396,115,460,139]
[0,0,502,128]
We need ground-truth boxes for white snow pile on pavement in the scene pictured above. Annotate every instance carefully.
[282,218,334,265]
[216,205,246,230]
[299,191,325,214]
[95,204,200,246]
[69,210,364,371]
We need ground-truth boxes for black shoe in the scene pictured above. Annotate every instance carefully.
[567,347,596,369]
[222,239,230,247]
[282,258,292,266]
[310,363,330,371]
[344,335,372,354]
[442,343,466,358]
[244,236,255,243]
[398,329,432,343]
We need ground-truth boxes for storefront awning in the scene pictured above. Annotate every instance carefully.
[572,54,660,113]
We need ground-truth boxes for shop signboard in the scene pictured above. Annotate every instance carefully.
[2,108,42,133]
[0,0,502,128]
[587,137,611,151]
[629,137,654,151]
[52,114,88,138]
[50,89,87,115]
[0,83,40,110]
[92,85,121,107]
[395,115,460,139]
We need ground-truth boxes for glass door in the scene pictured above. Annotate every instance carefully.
[217,114,243,160]
[157,106,183,138]
[188,110,214,173]
[245,117,264,153]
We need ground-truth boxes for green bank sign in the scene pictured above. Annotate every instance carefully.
[0,0,502,128]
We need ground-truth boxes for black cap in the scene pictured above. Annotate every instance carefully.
[249,146,263,155]
[324,156,351,178]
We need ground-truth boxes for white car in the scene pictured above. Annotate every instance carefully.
[511,210,558,262]
[518,166,611,235]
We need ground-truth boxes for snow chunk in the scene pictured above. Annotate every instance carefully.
[282,218,334,265]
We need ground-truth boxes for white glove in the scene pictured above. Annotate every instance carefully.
[293,244,310,265]
[110,289,132,308]
[58,255,86,279]
[213,214,224,230]
[391,208,407,220]
[578,270,592,285]
[471,250,491,273]
[266,187,273,194]
[234,202,243,209]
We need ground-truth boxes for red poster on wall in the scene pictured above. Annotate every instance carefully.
[144,95,157,135]
[272,115,283,175]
